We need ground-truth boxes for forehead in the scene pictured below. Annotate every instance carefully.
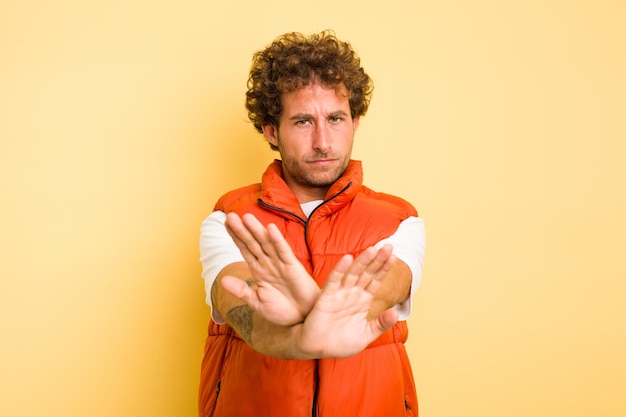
[281,83,350,114]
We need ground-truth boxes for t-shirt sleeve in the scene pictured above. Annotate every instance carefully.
[375,216,426,321]
[199,210,245,324]
[200,212,425,323]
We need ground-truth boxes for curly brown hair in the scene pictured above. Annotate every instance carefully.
[245,30,373,150]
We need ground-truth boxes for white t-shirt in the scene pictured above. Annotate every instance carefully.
[199,204,425,324]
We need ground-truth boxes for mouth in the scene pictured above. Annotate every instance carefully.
[308,158,337,166]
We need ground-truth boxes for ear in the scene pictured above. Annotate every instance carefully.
[262,125,279,148]
[352,116,361,132]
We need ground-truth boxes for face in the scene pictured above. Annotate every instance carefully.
[262,83,360,202]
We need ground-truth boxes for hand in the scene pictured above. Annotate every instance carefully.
[220,212,320,326]
[296,244,399,358]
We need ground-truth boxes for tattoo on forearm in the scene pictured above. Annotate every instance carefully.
[226,305,254,346]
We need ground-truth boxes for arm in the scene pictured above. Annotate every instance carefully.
[200,211,320,326]
[369,216,426,320]
[296,247,399,358]
[211,262,307,358]
[201,212,418,358]
[366,257,411,320]
[221,213,425,324]
[220,212,321,325]
[212,246,398,359]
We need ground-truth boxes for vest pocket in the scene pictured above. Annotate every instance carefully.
[404,391,418,417]
[209,380,221,417]
[404,397,413,413]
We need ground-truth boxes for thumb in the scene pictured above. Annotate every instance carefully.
[369,308,399,336]
[221,275,255,302]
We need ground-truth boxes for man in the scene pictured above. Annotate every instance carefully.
[199,31,425,417]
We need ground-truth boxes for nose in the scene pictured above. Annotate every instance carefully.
[312,124,331,153]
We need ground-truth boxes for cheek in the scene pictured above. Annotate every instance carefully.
[278,140,302,159]
[338,129,355,147]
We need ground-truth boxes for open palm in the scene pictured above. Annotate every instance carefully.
[220,212,320,326]
[296,246,400,358]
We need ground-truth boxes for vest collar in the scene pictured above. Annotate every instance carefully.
[259,159,363,218]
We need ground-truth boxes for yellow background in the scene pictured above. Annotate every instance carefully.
[1,1,624,416]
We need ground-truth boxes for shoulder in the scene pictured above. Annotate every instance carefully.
[214,183,262,212]
[357,186,418,217]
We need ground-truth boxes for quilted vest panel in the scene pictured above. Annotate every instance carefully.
[199,160,419,417]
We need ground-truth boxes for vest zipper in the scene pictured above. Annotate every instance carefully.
[257,181,352,231]
[303,182,352,254]
[259,182,353,417]
[257,199,307,225]
[303,182,351,417]
[310,360,319,417]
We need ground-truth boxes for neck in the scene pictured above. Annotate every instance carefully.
[289,184,329,204]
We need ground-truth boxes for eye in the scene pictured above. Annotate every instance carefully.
[296,119,310,126]
[329,115,344,123]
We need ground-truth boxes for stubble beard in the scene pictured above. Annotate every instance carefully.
[286,155,349,188]
[278,146,351,191]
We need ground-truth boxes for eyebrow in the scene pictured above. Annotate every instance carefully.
[287,110,350,121]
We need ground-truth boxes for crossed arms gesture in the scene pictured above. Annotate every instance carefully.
[211,212,409,359]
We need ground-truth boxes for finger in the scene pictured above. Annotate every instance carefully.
[227,213,267,251]
[266,223,300,264]
[355,245,394,288]
[226,213,275,262]
[339,246,377,288]
[363,253,396,295]
[324,254,353,292]
[225,213,266,264]
[241,213,277,258]
[345,245,390,288]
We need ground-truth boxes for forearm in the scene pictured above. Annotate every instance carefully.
[212,249,401,360]
[211,262,315,359]
[367,258,412,319]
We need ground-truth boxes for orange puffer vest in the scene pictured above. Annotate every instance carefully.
[199,160,419,417]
